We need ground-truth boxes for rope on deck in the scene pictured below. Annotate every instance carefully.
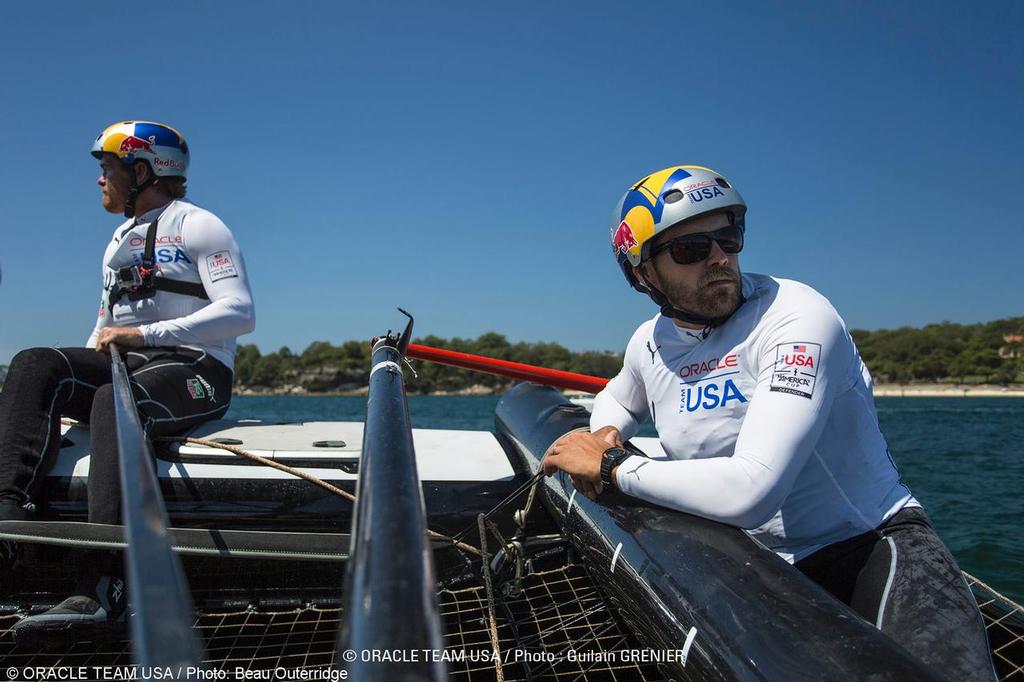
[157,435,484,557]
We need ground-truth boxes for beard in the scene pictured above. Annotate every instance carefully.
[101,189,125,214]
[658,264,742,321]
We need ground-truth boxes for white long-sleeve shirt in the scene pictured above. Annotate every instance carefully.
[87,200,255,370]
[592,273,916,562]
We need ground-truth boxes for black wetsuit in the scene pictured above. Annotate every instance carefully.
[0,346,232,524]
[797,506,998,682]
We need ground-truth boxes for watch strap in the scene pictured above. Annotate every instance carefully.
[600,447,630,488]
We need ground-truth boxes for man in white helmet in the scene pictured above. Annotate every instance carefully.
[542,166,995,680]
[0,121,255,638]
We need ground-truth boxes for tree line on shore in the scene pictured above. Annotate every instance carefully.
[233,316,1023,393]
[0,317,1020,394]
[233,332,625,394]
[851,316,1022,384]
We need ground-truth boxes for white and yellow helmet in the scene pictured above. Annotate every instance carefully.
[91,120,189,177]
[610,165,745,289]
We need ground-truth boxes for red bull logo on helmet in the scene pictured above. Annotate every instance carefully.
[153,156,185,171]
[612,221,638,254]
[118,135,156,155]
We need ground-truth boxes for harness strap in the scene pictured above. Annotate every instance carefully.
[142,208,159,269]
[107,209,209,311]
[150,277,209,299]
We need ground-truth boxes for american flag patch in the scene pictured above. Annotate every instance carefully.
[771,342,822,399]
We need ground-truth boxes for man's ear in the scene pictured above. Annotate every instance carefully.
[133,160,152,185]
[633,262,654,291]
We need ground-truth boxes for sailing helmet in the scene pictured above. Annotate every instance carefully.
[91,121,189,178]
[610,165,746,293]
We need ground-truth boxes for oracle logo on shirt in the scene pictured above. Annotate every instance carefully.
[677,354,739,379]
[128,235,183,247]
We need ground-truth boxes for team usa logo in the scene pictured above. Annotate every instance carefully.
[677,353,747,412]
[130,248,192,265]
[686,186,726,204]
[680,380,747,412]
[770,342,822,398]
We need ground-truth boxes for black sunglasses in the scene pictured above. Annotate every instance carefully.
[650,224,745,265]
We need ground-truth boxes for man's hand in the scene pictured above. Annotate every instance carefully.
[541,425,623,500]
[95,327,145,354]
[593,424,623,449]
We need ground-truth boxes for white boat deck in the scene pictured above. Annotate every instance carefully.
[53,420,516,482]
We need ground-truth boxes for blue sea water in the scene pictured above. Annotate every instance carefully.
[225,395,1023,604]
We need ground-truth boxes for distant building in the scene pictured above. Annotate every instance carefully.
[1000,334,1023,359]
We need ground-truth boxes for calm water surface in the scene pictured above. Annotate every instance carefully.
[225,395,1023,603]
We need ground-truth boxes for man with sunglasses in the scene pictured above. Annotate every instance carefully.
[543,165,995,680]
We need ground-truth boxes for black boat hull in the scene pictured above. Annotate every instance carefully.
[496,383,940,681]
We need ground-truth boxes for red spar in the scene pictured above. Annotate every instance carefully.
[405,344,610,394]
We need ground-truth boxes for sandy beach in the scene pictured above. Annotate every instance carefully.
[872,384,1024,398]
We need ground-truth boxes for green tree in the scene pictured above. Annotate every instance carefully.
[234,344,262,385]
[252,353,285,387]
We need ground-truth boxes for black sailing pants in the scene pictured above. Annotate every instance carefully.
[0,346,232,525]
[796,506,997,681]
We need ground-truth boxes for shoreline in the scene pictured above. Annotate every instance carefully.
[234,383,1024,398]
[871,384,1024,398]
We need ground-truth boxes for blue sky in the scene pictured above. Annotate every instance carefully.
[1,1,1021,363]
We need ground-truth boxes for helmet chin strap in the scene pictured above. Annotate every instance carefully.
[122,161,157,219]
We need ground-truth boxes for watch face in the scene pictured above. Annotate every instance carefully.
[605,447,628,463]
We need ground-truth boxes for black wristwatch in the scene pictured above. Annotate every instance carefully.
[600,447,631,489]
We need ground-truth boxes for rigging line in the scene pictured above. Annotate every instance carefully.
[478,513,506,682]
[72,422,544,560]
[451,469,545,543]
[484,516,514,559]
[67,418,539,559]
[514,471,542,530]
[487,570,539,682]
[154,435,482,557]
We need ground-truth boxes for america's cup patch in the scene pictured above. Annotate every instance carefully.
[206,251,238,282]
[770,342,821,399]
[186,378,205,399]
